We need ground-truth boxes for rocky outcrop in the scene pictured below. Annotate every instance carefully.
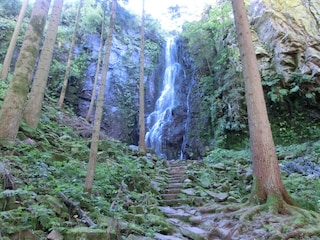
[77,0,320,158]
[162,39,197,160]
[248,0,320,78]
[78,4,164,144]
[182,0,320,158]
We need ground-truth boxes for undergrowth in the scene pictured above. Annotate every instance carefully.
[0,98,169,239]
[202,144,320,212]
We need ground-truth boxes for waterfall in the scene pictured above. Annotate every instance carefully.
[145,37,181,158]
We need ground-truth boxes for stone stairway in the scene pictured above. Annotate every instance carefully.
[161,160,187,206]
[155,160,210,240]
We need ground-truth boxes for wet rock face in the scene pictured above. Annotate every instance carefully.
[248,0,320,78]
[77,5,164,144]
[157,39,198,160]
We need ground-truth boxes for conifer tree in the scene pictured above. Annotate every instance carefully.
[86,12,106,122]
[84,0,117,197]
[0,0,29,81]
[24,0,64,128]
[0,0,51,141]
[138,0,146,152]
[57,0,83,107]
[231,0,294,207]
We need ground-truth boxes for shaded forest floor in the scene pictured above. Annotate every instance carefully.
[0,98,320,239]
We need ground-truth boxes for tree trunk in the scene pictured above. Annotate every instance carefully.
[0,0,29,81]
[24,0,64,129]
[57,0,83,107]
[84,0,117,197]
[85,13,105,122]
[231,0,294,205]
[138,0,146,152]
[0,0,51,141]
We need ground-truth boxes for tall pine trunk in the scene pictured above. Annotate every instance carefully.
[85,13,105,122]
[0,0,51,141]
[24,0,64,129]
[84,0,117,197]
[57,0,83,107]
[138,0,146,152]
[231,0,294,205]
[0,0,29,81]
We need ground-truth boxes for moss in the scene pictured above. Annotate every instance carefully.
[64,227,110,240]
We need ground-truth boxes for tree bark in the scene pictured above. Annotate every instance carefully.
[138,0,146,152]
[0,0,51,141]
[85,13,105,122]
[57,0,83,107]
[0,0,29,81]
[231,0,294,205]
[84,0,117,197]
[24,0,64,129]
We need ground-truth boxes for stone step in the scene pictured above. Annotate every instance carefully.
[166,182,183,189]
[167,178,183,183]
[159,198,192,206]
[167,174,185,179]
[165,188,181,194]
[168,170,186,175]
[154,233,186,240]
[161,193,182,200]
[168,165,188,168]
[159,197,204,207]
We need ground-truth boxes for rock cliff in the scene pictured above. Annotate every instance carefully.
[248,0,320,79]
[77,4,164,144]
[77,0,320,159]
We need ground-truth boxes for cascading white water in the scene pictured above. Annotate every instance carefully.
[145,37,180,158]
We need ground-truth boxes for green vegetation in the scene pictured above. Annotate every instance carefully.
[182,2,320,150]
[182,2,246,148]
[1,88,319,238]
[202,145,320,211]
[0,94,171,238]
[1,0,320,238]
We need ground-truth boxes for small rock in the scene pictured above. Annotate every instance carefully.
[181,188,196,196]
[212,163,225,170]
[11,230,38,240]
[127,234,153,240]
[154,233,184,240]
[129,145,139,151]
[47,230,63,240]
[212,192,229,202]
[23,138,36,145]
[189,216,202,224]
[180,226,208,240]
[244,167,253,180]
[64,227,110,240]
[183,178,193,187]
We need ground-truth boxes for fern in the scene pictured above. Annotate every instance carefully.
[0,189,30,199]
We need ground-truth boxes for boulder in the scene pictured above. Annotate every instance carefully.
[64,227,111,240]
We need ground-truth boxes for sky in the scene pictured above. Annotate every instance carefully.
[123,0,216,31]
[29,0,216,31]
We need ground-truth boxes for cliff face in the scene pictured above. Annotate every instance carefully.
[181,0,320,158]
[77,5,164,144]
[248,0,320,78]
[76,0,320,158]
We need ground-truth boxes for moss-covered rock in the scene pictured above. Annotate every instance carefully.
[64,227,112,240]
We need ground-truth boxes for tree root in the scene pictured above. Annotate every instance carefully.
[239,204,267,221]
[204,201,320,239]
[199,202,248,214]
[284,227,320,239]
[58,192,96,227]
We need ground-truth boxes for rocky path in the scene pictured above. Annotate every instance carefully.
[155,160,211,240]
